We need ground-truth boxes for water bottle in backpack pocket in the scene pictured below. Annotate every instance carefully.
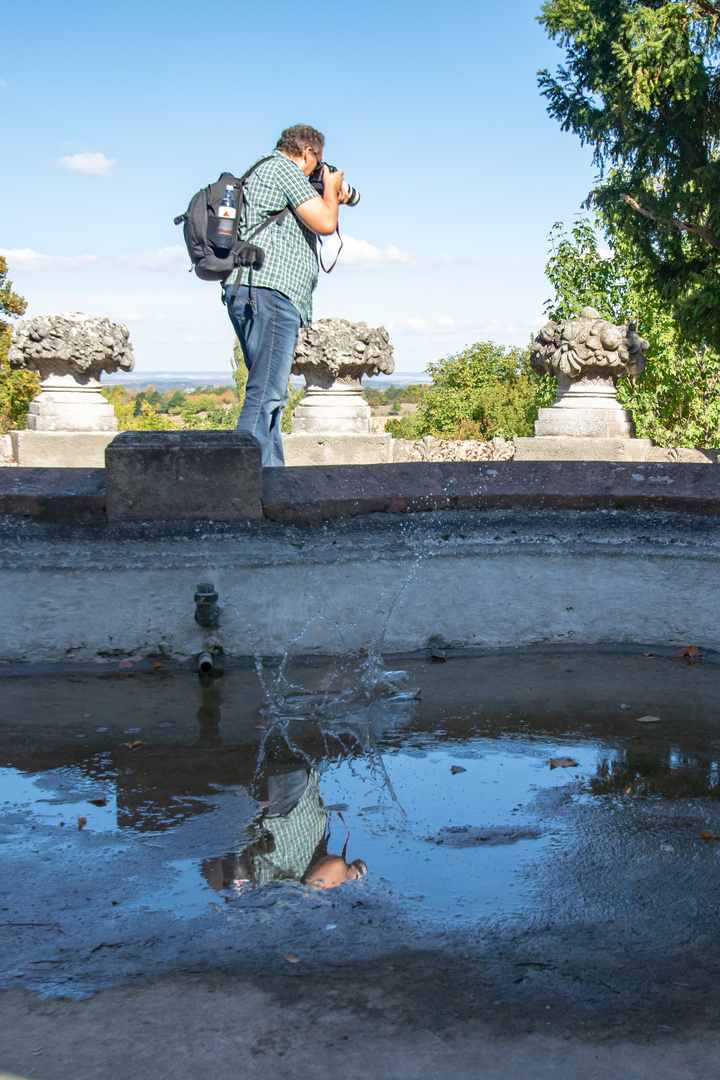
[209,185,237,250]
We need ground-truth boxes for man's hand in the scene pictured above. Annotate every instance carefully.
[324,165,346,201]
[295,166,346,234]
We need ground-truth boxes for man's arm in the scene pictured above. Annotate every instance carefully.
[294,166,347,235]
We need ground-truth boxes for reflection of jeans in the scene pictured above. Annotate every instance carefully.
[267,767,310,818]
[224,283,301,467]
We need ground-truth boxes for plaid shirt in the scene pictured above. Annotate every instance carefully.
[251,769,327,885]
[226,151,319,325]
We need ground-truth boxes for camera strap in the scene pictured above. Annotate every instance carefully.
[318,226,343,274]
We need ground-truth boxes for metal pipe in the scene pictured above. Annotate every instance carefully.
[198,651,214,676]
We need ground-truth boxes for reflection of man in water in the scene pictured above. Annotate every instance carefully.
[202,766,367,892]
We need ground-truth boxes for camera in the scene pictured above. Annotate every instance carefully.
[308,162,360,206]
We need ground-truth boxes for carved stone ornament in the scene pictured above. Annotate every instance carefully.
[9,312,134,432]
[529,307,650,439]
[393,435,515,462]
[531,306,648,380]
[291,318,394,435]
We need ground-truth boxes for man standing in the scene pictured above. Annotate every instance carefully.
[223,125,347,466]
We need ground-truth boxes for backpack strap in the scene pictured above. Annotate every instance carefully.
[246,206,290,241]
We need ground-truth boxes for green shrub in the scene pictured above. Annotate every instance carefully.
[415,342,553,441]
[385,413,422,439]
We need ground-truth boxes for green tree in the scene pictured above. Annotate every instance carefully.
[545,217,720,445]
[403,384,428,405]
[280,385,306,432]
[230,340,248,406]
[0,257,39,433]
[538,0,720,351]
[413,342,554,440]
[165,389,186,410]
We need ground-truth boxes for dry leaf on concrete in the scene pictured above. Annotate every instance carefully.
[451,765,467,774]
[678,645,700,659]
[700,831,720,841]
[123,740,144,749]
[284,953,300,964]
[77,817,87,830]
[153,661,162,669]
[636,716,662,724]
[118,661,133,669]
[550,758,579,769]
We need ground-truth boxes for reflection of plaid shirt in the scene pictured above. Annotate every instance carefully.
[252,769,327,886]
[226,151,318,326]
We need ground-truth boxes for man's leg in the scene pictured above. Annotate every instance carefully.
[225,284,301,467]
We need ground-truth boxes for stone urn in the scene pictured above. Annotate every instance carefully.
[291,318,394,434]
[529,307,649,438]
[9,312,134,432]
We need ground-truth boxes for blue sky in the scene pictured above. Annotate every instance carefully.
[0,0,596,375]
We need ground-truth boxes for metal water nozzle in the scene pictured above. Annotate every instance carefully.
[194,582,219,628]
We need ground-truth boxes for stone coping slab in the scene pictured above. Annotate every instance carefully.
[1,460,720,525]
[262,461,720,524]
[0,466,106,524]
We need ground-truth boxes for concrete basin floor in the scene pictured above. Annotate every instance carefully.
[2,651,720,1078]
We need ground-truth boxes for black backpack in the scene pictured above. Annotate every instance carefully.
[174,157,290,282]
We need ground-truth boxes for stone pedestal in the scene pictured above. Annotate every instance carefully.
[8,312,134,468]
[291,388,374,434]
[534,375,637,438]
[513,436,654,461]
[25,375,118,432]
[282,433,393,465]
[524,307,651,461]
[291,318,394,437]
[10,430,118,468]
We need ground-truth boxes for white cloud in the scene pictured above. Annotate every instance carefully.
[331,235,453,272]
[0,248,104,271]
[338,236,413,269]
[116,246,189,271]
[56,152,117,177]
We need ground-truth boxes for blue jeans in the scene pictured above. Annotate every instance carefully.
[224,283,301,467]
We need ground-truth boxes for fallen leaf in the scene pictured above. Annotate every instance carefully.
[118,661,133,669]
[431,648,447,663]
[451,765,467,774]
[153,661,162,669]
[679,645,699,659]
[123,740,144,749]
[700,831,720,841]
[77,817,87,830]
[644,652,655,657]
[88,796,107,807]
[284,953,300,964]
[256,725,267,730]
[550,757,579,769]
[636,716,662,724]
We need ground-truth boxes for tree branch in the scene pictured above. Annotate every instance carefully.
[692,0,720,17]
[621,193,720,250]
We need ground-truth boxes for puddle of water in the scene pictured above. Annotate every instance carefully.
[2,650,720,995]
